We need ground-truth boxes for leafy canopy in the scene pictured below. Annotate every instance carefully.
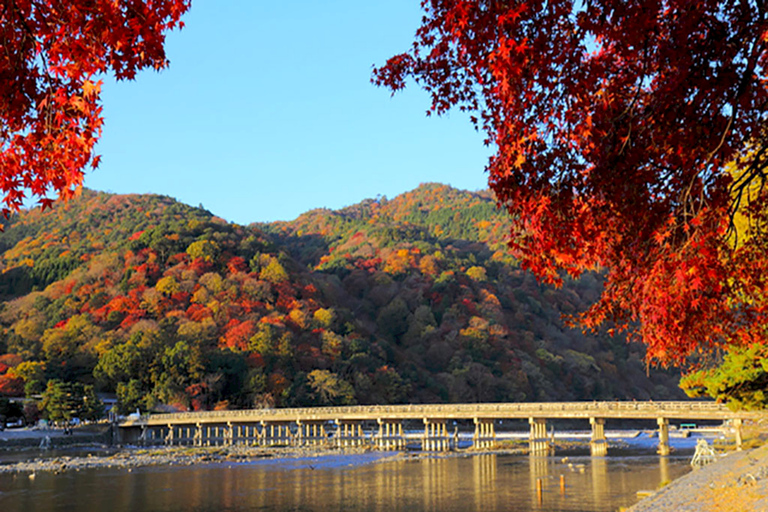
[0,0,189,214]
[374,0,768,365]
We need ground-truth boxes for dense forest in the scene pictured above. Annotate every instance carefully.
[0,184,684,418]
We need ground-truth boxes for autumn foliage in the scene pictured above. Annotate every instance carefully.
[0,0,189,214]
[0,187,681,411]
[374,0,768,366]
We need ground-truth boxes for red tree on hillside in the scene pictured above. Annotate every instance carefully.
[0,0,189,214]
[374,0,768,365]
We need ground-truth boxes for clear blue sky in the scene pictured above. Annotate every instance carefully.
[87,1,492,225]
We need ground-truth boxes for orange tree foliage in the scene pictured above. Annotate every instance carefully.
[374,0,768,365]
[0,0,189,214]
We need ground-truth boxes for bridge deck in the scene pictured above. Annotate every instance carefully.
[120,401,756,427]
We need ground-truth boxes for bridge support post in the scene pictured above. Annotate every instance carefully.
[335,420,344,448]
[657,418,670,456]
[529,418,550,456]
[260,422,294,446]
[258,421,267,446]
[297,420,327,447]
[423,419,448,451]
[734,418,743,450]
[335,420,364,448]
[473,418,496,449]
[376,419,404,450]
[590,418,607,457]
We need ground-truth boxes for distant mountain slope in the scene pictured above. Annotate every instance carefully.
[262,183,511,268]
[0,185,683,414]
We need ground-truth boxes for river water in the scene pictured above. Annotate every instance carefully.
[0,447,691,512]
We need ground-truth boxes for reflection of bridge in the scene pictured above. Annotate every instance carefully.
[118,401,757,456]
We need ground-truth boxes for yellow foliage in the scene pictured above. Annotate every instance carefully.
[419,255,439,276]
[288,308,309,329]
[313,308,335,328]
[466,266,487,281]
[155,275,181,296]
[260,258,288,284]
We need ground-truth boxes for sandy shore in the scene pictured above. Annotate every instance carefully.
[628,443,768,512]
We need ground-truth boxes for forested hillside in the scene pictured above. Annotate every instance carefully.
[0,185,683,417]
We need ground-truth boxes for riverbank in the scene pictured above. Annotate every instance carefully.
[0,444,386,475]
[628,442,768,512]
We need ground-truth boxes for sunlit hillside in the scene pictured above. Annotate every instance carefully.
[0,185,683,414]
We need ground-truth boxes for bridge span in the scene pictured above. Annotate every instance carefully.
[118,401,758,456]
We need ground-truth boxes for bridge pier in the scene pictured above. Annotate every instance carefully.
[423,419,449,451]
[261,421,295,446]
[376,419,405,450]
[590,418,608,456]
[178,426,189,445]
[473,418,496,449]
[297,420,328,447]
[174,425,193,445]
[657,418,670,456]
[239,424,260,445]
[334,420,365,447]
[529,418,551,456]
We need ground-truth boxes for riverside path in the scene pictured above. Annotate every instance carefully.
[117,401,759,456]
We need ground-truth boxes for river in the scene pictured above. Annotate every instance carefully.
[0,446,692,512]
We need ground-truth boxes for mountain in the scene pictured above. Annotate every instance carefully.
[0,185,683,414]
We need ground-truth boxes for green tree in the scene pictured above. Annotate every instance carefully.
[41,380,103,423]
[249,324,278,357]
[41,315,100,381]
[376,297,410,342]
[8,361,47,397]
[94,341,145,390]
[681,343,768,411]
[116,379,149,414]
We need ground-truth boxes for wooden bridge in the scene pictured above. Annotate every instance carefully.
[118,401,757,456]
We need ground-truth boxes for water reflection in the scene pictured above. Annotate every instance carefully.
[590,457,609,510]
[0,453,691,512]
[659,455,670,484]
[472,455,498,511]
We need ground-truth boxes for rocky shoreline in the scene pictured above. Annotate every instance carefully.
[1,445,365,475]
[0,444,383,475]
[628,443,768,512]
[0,440,533,476]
